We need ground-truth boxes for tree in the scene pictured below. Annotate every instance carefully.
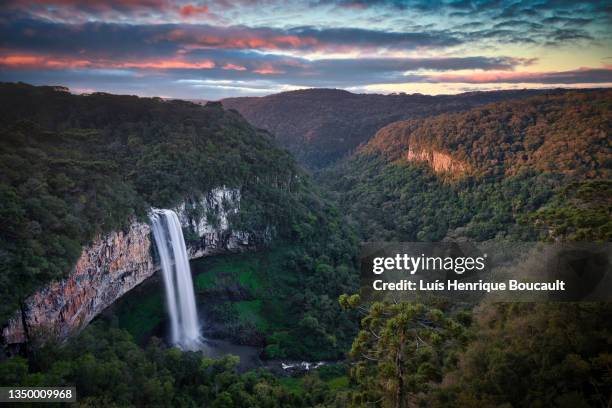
[343,298,467,408]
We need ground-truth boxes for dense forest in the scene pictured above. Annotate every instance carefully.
[0,82,359,359]
[223,88,559,169]
[318,91,612,407]
[322,91,611,242]
[0,84,610,407]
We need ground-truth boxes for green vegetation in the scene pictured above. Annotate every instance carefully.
[322,91,611,242]
[278,368,349,397]
[223,88,551,169]
[429,302,612,408]
[0,322,346,407]
[324,156,563,241]
[192,244,359,359]
[322,91,612,407]
[1,84,610,407]
[338,297,611,407]
[0,83,359,361]
[112,284,165,343]
[0,82,295,321]
[530,180,612,241]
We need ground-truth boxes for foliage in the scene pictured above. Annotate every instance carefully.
[0,83,360,360]
[530,180,612,241]
[427,303,612,408]
[342,300,469,408]
[193,244,360,360]
[322,90,612,242]
[2,83,610,407]
[362,90,611,179]
[324,91,612,407]
[223,88,552,169]
[323,154,562,241]
[0,322,342,407]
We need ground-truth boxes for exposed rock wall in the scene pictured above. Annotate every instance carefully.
[178,187,262,258]
[2,222,153,345]
[406,146,470,175]
[2,187,262,346]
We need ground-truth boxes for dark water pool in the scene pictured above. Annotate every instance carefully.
[198,337,263,371]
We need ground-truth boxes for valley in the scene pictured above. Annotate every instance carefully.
[0,83,610,407]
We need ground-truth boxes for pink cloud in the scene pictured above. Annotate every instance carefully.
[252,63,283,75]
[179,4,209,17]
[164,29,319,50]
[6,0,167,10]
[0,53,215,70]
[222,63,247,71]
[0,54,93,69]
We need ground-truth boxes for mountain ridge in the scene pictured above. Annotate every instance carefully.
[321,90,611,242]
[222,87,601,169]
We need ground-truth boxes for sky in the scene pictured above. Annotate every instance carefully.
[0,0,611,99]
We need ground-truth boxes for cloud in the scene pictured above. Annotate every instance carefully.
[0,0,610,98]
[289,26,461,49]
[179,4,209,17]
[423,67,612,84]
[0,48,529,85]
[0,53,215,70]
[164,28,321,50]
[0,18,463,58]
[222,63,247,70]
[252,65,284,75]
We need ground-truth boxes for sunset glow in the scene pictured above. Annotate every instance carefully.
[1,0,610,98]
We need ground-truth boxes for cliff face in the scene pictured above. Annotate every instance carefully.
[178,187,267,258]
[405,146,470,175]
[2,187,260,346]
[2,222,153,345]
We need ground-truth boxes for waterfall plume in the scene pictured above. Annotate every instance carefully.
[150,209,201,350]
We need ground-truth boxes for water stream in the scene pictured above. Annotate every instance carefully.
[150,209,201,350]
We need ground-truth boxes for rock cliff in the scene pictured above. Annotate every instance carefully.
[405,146,470,175]
[2,187,260,346]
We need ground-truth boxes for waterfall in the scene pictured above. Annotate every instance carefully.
[150,209,201,350]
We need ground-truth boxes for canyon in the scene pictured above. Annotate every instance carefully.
[1,187,262,348]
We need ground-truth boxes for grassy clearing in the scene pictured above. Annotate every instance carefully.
[233,300,268,330]
[191,245,298,333]
[194,256,263,291]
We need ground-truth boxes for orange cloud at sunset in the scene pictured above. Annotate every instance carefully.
[0,53,215,70]
[179,4,208,17]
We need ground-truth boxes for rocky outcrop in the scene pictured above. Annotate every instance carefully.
[2,222,153,345]
[178,187,266,258]
[2,187,264,346]
[406,146,470,175]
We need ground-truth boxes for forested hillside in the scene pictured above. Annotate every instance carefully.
[0,84,610,407]
[321,91,612,407]
[323,90,611,242]
[223,88,555,169]
[0,83,358,358]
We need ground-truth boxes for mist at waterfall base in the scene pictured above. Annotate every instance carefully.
[150,209,201,350]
